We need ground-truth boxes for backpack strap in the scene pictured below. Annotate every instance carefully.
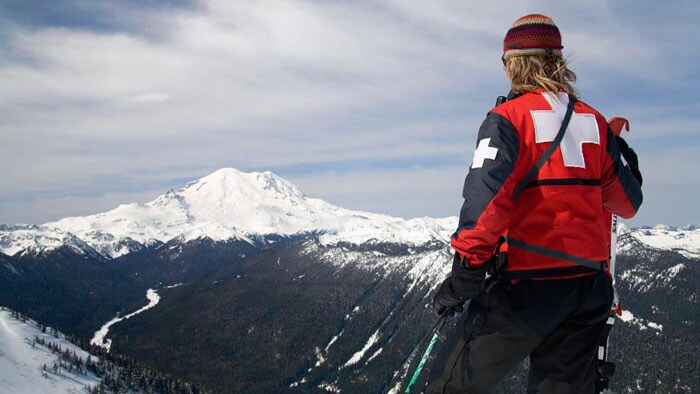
[512,94,576,202]
[504,236,606,271]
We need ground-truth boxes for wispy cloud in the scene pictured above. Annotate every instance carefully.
[0,0,698,226]
[124,92,171,103]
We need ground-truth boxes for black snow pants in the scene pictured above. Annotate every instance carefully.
[425,271,612,394]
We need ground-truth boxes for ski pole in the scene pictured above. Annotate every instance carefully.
[384,309,451,394]
[404,312,450,393]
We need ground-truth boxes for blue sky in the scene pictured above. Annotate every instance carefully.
[1,0,698,227]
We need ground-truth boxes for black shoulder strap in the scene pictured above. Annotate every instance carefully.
[513,94,577,201]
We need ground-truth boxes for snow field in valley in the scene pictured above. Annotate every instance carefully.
[91,288,161,351]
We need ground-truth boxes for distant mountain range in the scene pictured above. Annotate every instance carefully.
[1,168,697,262]
[1,168,454,259]
[1,168,698,393]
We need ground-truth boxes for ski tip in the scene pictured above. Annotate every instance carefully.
[608,117,630,136]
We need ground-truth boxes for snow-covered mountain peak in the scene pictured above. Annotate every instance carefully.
[37,168,329,255]
[179,168,307,204]
[174,168,316,232]
[0,168,455,258]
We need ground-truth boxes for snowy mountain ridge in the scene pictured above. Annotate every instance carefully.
[618,223,700,259]
[0,167,697,259]
[0,168,455,258]
[0,224,105,259]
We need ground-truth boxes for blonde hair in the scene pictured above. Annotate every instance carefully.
[505,53,577,96]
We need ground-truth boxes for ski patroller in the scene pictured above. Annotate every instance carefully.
[396,92,640,393]
[595,116,631,393]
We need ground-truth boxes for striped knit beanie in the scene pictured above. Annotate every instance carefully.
[503,14,563,61]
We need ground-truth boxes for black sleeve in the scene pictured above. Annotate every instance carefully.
[451,112,520,266]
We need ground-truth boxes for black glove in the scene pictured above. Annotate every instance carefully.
[433,254,487,315]
[615,136,643,186]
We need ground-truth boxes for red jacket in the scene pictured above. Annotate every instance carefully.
[451,90,642,278]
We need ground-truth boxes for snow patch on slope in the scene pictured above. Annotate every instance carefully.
[365,347,383,365]
[0,308,101,393]
[302,240,451,281]
[318,381,342,393]
[314,347,326,367]
[619,310,663,332]
[620,262,687,292]
[343,329,381,367]
[324,331,343,352]
[666,263,685,279]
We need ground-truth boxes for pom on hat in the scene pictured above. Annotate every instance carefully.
[503,14,563,61]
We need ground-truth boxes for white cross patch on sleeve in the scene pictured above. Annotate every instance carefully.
[471,137,499,169]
